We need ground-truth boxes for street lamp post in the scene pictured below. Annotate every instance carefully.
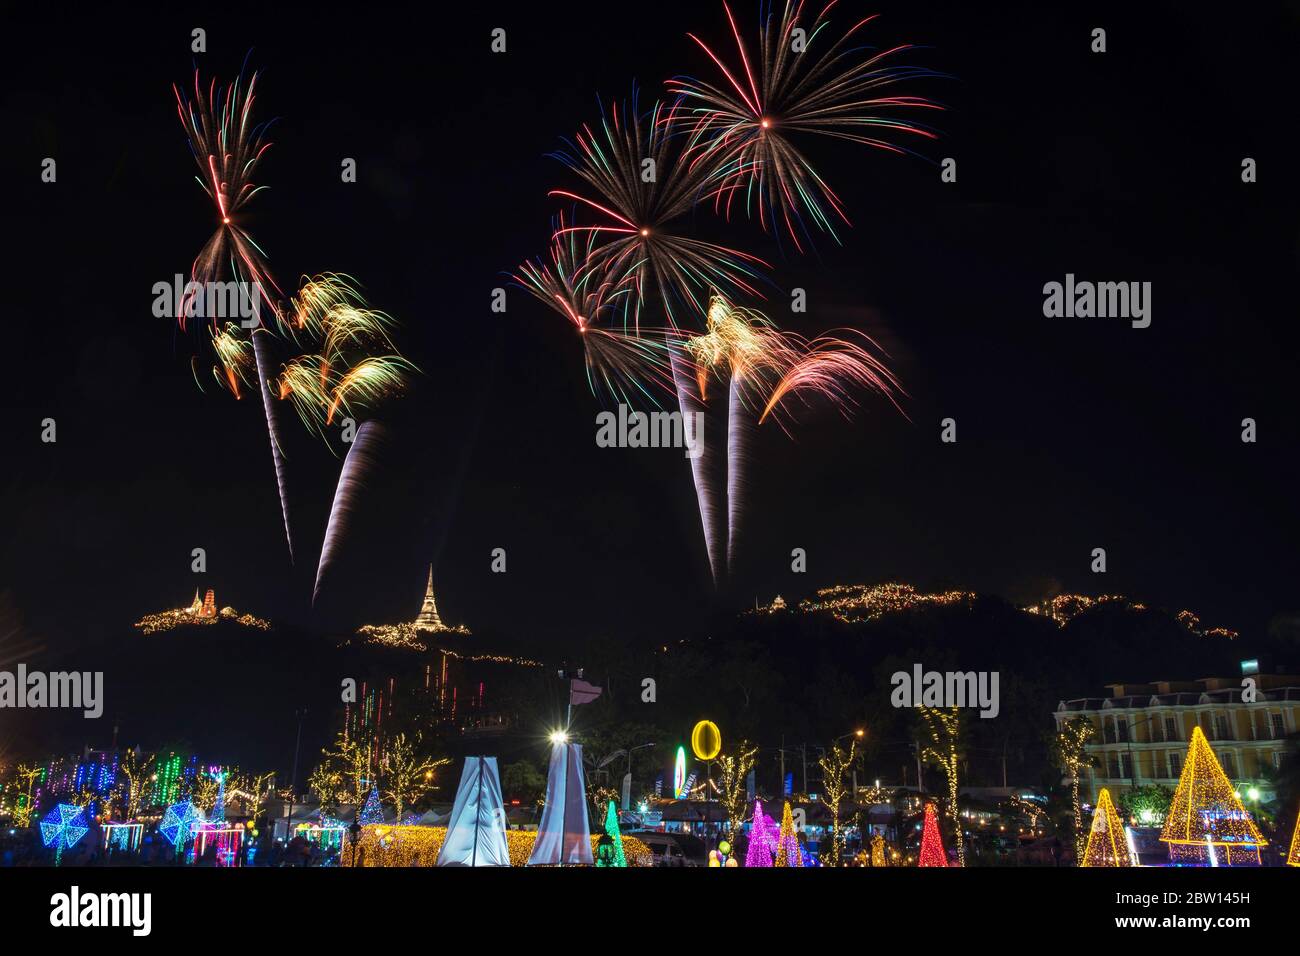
[282,708,307,852]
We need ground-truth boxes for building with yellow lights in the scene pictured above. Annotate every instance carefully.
[1054,665,1299,806]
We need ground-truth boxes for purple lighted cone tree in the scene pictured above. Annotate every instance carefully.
[745,799,774,867]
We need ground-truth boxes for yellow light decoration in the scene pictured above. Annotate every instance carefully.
[1286,805,1300,867]
[870,834,887,867]
[341,824,654,867]
[133,590,270,635]
[798,583,975,624]
[1081,789,1134,867]
[1159,727,1264,866]
[691,720,722,762]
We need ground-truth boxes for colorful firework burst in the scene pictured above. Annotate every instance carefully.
[669,1,942,249]
[514,216,677,406]
[173,67,284,345]
[549,88,770,329]
[276,275,417,442]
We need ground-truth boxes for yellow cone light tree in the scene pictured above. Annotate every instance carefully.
[1159,727,1264,866]
[1081,788,1134,867]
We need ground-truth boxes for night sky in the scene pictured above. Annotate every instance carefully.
[4,1,1300,659]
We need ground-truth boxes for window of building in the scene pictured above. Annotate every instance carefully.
[1221,752,1237,777]
[1165,716,1180,741]
[1116,718,1130,743]
[1271,712,1286,739]
[1168,752,1182,777]
[1148,717,1164,743]
[1214,714,1231,741]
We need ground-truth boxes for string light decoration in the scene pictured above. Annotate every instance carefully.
[716,741,758,838]
[102,822,144,853]
[774,801,803,867]
[342,824,653,867]
[817,738,857,865]
[1025,594,1237,639]
[799,583,975,624]
[133,593,270,635]
[1287,809,1300,867]
[1159,727,1264,866]
[870,833,887,867]
[917,803,948,867]
[919,706,964,865]
[360,787,384,826]
[744,799,775,867]
[194,824,244,866]
[1052,717,1097,861]
[1081,789,1134,867]
[39,804,90,852]
[595,800,627,867]
[160,801,203,849]
[745,595,787,615]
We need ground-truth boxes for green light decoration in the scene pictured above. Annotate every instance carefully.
[595,800,626,867]
[674,746,687,798]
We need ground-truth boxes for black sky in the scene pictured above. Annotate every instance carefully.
[3,1,1299,656]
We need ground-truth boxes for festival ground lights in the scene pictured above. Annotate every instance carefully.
[3,0,1299,943]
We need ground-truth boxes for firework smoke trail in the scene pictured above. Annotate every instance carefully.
[548,88,770,329]
[252,330,294,564]
[726,369,748,577]
[671,347,726,586]
[314,420,387,606]
[669,1,942,249]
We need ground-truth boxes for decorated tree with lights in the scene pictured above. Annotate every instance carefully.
[118,749,155,821]
[716,740,758,840]
[595,800,626,867]
[381,732,450,825]
[1051,716,1098,862]
[774,801,803,867]
[12,763,41,828]
[319,730,374,806]
[919,706,964,865]
[359,787,384,826]
[1081,788,1134,867]
[917,802,948,867]
[744,800,774,867]
[818,737,857,865]
[1160,726,1264,865]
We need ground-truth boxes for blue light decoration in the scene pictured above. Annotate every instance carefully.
[359,787,383,826]
[208,768,227,825]
[40,804,90,850]
[160,801,203,848]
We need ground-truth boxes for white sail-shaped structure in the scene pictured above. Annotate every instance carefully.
[436,756,510,867]
[526,742,593,865]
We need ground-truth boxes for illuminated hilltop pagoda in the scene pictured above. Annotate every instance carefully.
[1159,727,1264,866]
[357,566,472,650]
[134,587,271,635]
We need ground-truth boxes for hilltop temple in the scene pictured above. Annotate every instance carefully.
[134,587,271,635]
[414,567,449,631]
[357,566,471,649]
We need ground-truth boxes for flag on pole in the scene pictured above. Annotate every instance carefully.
[570,678,603,706]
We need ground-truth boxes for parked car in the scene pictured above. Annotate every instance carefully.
[630,831,707,867]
